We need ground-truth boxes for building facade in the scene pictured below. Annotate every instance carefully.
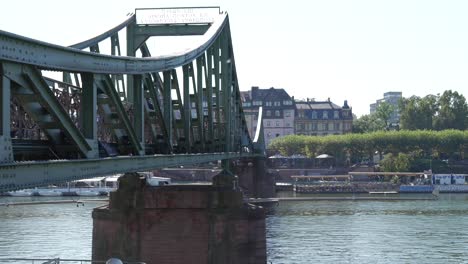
[241,87,295,147]
[370,91,402,126]
[294,99,353,136]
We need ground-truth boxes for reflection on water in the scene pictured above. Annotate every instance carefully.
[1,194,468,263]
[267,193,468,264]
[0,197,102,260]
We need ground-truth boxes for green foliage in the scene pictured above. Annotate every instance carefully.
[375,102,394,129]
[268,130,468,167]
[433,90,468,130]
[352,114,386,133]
[399,91,468,130]
[380,153,410,172]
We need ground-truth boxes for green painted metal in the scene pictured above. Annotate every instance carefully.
[188,62,202,150]
[170,69,182,144]
[212,38,222,150]
[96,75,144,155]
[126,22,136,103]
[0,72,13,163]
[80,73,98,154]
[0,13,228,74]
[142,73,171,153]
[205,48,214,151]
[0,10,263,191]
[133,75,144,147]
[134,24,210,37]
[110,34,126,100]
[196,57,205,151]
[221,29,231,153]
[163,70,173,150]
[4,62,94,158]
[0,151,260,193]
[182,64,192,153]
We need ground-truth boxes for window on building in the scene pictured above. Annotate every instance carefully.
[312,111,317,119]
[253,101,262,106]
[343,111,349,117]
[312,123,317,131]
[334,111,339,119]
[298,110,305,118]
[323,111,328,119]
[285,111,291,117]
[286,122,291,127]
[317,123,323,131]
[266,121,271,127]
[275,110,280,117]
[274,101,281,106]
[266,110,271,116]
[276,133,280,137]
[276,121,280,127]
[334,123,340,130]
[242,102,251,107]
[265,101,272,106]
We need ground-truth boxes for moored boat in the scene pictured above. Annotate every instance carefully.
[7,190,34,197]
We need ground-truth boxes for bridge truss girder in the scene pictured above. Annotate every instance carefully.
[0,9,261,192]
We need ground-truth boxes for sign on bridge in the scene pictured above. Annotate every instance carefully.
[136,7,220,25]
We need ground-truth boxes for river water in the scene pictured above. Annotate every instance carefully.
[1,194,468,263]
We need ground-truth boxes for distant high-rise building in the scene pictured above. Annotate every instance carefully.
[370,92,402,126]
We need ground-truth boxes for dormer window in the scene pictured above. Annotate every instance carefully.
[311,111,317,119]
[323,111,328,119]
[334,111,339,119]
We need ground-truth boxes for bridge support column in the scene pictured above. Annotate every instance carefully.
[81,73,99,158]
[92,172,267,264]
[0,75,13,163]
[236,157,275,198]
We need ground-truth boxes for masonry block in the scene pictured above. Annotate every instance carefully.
[92,173,266,264]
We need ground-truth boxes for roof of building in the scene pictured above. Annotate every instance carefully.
[295,100,343,110]
[250,87,292,101]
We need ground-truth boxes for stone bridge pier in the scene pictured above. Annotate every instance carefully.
[235,157,275,198]
[92,172,267,264]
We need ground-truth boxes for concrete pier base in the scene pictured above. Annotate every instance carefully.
[92,173,267,264]
[236,157,275,198]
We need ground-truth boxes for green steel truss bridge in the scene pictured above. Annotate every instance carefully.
[0,7,265,193]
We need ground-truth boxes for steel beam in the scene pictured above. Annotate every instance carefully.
[97,75,144,155]
[182,65,192,153]
[0,14,228,74]
[80,73,99,158]
[134,24,210,36]
[196,57,205,150]
[0,151,259,193]
[221,29,231,153]
[4,63,94,158]
[133,74,144,151]
[213,38,222,150]
[205,49,214,150]
[0,72,13,163]
[163,71,173,150]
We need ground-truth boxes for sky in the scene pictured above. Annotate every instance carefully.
[1,0,468,116]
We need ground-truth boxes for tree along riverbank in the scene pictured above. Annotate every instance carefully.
[269,130,468,173]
